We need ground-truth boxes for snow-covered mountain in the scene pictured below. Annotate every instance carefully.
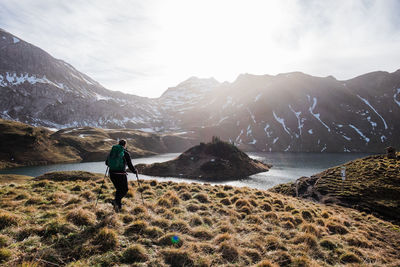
[184,72,400,152]
[1,28,399,152]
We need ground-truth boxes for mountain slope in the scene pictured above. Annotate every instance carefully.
[1,28,399,152]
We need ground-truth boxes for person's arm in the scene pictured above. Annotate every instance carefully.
[124,150,137,174]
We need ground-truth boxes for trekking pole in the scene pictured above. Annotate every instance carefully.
[136,173,145,205]
[95,167,109,208]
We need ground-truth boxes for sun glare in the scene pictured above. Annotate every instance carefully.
[150,0,298,85]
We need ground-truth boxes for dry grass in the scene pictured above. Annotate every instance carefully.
[0,171,398,266]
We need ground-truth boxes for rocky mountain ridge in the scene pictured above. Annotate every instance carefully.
[1,28,399,152]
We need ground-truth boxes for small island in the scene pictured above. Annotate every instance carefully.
[135,137,271,180]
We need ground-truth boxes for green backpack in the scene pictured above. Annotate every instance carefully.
[107,145,125,171]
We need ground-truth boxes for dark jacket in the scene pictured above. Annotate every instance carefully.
[106,149,137,174]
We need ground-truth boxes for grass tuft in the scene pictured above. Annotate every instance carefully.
[255,259,278,267]
[218,241,239,262]
[66,208,96,226]
[122,244,148,263]
[339,252,362,263]
[0,211,19,230]
[194,193,209,203]
[125,220,148,235]
[161,248,194,266]
[94,227,118,251]
[326,221,348,235]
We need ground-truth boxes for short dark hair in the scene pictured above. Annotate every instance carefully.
[119,139,126,146]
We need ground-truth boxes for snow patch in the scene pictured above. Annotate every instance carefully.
[247,108,256,123]
[273,111,291,136]
[284,144,291,152]
[308,129,313,134]
[235,129,244,143]
[321,144,327,152]
[342,135,351,141]
[218,116,229,125]
[137,128,155,133]
[254,93,262,102]
[95,93,112,101]
[246,125,252,136]
[0,72,69,90]
[12,37,20,43]
[264,123,272,137]
[357,95,388,129]
[308,95,331,132]
[273,137,279,144]
[366,116,377,128]
[381,135,387,142]
[394,88,400,107]
[349,124,370,143]
[222,96,233,109]
[288,104,303,136]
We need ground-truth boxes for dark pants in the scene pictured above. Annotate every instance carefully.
[109,172,128,208]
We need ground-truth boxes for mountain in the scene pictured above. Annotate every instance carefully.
[184,72,400,152]
[0,28,163,129]
[1,28,399,152]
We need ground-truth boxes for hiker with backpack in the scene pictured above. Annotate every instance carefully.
[105,139,138,212]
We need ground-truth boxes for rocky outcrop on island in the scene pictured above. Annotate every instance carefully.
[271,152,400,225]
[135,138,271,180]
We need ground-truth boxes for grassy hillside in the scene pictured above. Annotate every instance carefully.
[0,119,81,169]
[271,153,400,225]
[0,119,197,170]
[0,171,399,266]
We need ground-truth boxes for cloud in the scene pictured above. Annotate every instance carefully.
[1,0,400,97]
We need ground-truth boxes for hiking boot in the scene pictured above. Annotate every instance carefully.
[111,200,121,213]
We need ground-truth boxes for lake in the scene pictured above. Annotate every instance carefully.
[0,152,372,190]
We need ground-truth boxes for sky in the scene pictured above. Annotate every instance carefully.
[1,0,400,98]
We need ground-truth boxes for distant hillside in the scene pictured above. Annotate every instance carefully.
[0,119,196,169]
[1,28,400,152]
[0,171,399,266]
[271,154,400,225]
[136,138,270,180]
